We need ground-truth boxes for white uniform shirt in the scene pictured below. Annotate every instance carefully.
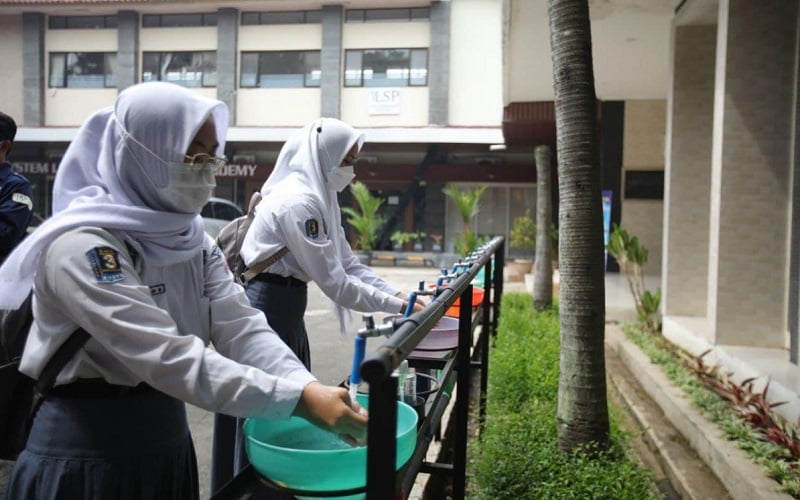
[20,227,315,420]
[243,188,404,315]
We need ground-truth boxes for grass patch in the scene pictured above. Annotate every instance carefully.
[468,293,661,499]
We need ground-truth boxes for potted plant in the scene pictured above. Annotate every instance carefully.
[341,181,385,263]
[430,234,443,252]
[508,210,537,281]
[390,231,417,251]
[442,184,487,256]
[413,232,426,252]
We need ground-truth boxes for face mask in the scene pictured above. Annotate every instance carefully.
[158,162,217,213]
[328,166,356,192]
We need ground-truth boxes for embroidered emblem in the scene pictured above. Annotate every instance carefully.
[149,284,166,296]
[305,218,320,239]
[86,247,124,283]
[11,193,32,211]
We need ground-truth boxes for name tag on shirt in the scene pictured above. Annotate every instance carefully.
[11,193,32,211]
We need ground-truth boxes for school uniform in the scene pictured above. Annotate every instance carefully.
[0,161,34,261]
[5,226,314,500]
[211,119,405,498]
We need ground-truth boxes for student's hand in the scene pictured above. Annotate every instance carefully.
[293,381,368,445]
[396,291,427,313]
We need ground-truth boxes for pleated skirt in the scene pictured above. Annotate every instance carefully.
[5,385,198,500]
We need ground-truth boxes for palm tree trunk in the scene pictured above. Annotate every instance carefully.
[533,145,554,309]
[547,0,609,453]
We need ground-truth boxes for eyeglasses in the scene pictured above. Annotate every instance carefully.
[184,153,227,172]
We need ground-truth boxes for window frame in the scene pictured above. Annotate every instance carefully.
[344,48,429,88]
[141,13,218,28]
[141,51,218,88]
[239,50,322,89]
[48,52,118,89]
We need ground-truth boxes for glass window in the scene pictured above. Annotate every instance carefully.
[410,49,428,86]
[239,51,321,88]
[262,11,304,24]
[49,52,116,88]
[410,8,430,21]
[345,49,428,87]
[241,10,321,25]
[345,10,365,22]
[241,12,260,25]
[365,9,408,22]
[142,52,217,88]
[345,8,429,23]
[344,51,363,87]
[48,15,116,29]
[142,13,216,27]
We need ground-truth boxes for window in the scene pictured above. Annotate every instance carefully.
[240,51,321,88]
[241,10,321,25]
[142,13,217,27]
[344,49,428,87]
[346,8,429,22]
[48,15,117,29]
[142,52,217,87]
[49,52,117,88]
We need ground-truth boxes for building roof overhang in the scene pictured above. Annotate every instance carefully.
[16,125,505,145]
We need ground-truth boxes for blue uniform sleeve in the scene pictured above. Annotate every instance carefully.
[0,173,34,255]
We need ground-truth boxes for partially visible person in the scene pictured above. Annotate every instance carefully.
[0,111,33,263]
[211,117,424,498]
[0,83,367,500]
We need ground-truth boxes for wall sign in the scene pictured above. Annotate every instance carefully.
[368,88,401,115]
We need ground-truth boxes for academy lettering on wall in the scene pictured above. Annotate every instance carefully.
[216,163,270,179]
[15,161,272,182]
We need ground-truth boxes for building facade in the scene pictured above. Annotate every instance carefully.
[0,0,542,256]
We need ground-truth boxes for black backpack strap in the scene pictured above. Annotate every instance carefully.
[30,328,91,412]
[240,247,288,283]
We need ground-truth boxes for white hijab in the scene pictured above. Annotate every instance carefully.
[261,117,365,333]
[0,82,228,309]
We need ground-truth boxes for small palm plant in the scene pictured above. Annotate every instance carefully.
[341,181,385,251]
[606,224,661,332]
[442,184,487,255]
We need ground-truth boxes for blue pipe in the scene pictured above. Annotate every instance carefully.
[350,336,367,389]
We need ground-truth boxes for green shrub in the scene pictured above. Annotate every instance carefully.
[469,294,660,499]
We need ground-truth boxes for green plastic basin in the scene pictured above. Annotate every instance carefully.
[244,394,418,500]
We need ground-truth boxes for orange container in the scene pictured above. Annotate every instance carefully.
[427,284,485,318]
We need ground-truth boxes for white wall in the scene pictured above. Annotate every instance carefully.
[449,0,504,126]
[44,28,117,126]
[341,87,429,127]
[239,24,322,50]
[237,89,321,126]
[505,0,674,104]
[343,21,429,48]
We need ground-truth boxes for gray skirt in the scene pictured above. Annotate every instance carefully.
[5,383,198,500]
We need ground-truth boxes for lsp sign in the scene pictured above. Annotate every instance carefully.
[368,88,401,115]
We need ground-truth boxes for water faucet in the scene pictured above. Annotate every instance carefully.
[356,314,394,338]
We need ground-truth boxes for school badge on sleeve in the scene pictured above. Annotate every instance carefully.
[305,218,320,239]
[86,247,125,283]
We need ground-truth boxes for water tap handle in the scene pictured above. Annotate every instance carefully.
[357,315,393,338]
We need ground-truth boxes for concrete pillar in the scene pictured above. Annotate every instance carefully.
[320,5,343,119]
[662,24,716,318]
[21,12,44,126]
[217,8,238,125]
[708,0,797,346]
[117,10,139,92]
[428,1,450,125]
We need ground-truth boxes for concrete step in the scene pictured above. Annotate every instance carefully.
[606,323,793,500]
